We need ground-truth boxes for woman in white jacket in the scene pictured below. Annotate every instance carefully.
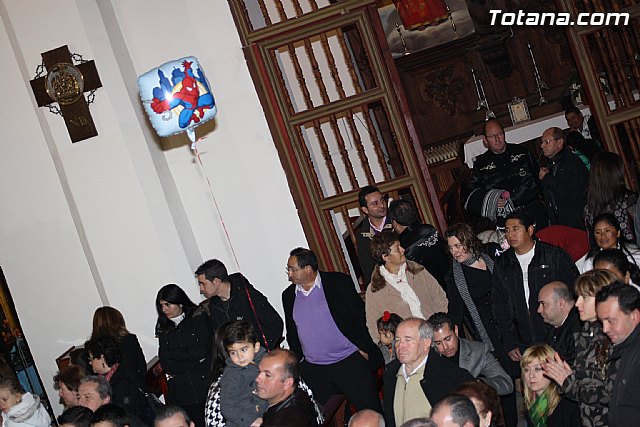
[0,378,50,427]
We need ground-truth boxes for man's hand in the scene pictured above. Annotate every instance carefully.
[250,417,263,427]
[358,350,369,361]
[539,167,549,180]
[508,348,522,362]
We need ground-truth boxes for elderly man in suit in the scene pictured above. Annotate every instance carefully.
[383,318,474,427]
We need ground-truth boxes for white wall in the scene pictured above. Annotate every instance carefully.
[0,0,306,414]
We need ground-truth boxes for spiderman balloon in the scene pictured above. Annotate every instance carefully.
[138,57,217,141]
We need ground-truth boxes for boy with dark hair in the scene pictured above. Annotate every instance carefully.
[207,321,268,427]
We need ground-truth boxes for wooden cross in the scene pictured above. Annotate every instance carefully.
[29,45,102,143]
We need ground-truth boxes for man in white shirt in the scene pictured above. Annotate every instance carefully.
[493,212,579,362]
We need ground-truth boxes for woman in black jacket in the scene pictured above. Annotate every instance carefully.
[445,223,518,427]
[156,284,212,427]
[86,335,149,424]
[91,306,147,387]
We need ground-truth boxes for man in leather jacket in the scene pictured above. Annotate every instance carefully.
[388,199,448,290]
[465,120,548,228]
[256,349,320,427]
[492,212,578,363]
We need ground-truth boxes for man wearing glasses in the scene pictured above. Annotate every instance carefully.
[539,127,589,230]
[465,119,548,228]
[283,247,384,413]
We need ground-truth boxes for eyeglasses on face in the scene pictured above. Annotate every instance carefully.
[485,132,504,141]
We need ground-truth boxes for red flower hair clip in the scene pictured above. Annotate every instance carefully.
[382,311,391,322]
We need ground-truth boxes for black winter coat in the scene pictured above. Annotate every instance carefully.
[445,261,501,349]
[398,223,448,290]
[525,397,582,427]
[157,309,213,406]
[208,273,283,350]
[542,146,589,230]
[118,333,147,387]
[608,323,640,427]
[109,365,148,423]
[492,242,578,353]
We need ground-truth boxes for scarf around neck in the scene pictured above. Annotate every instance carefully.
[452,252,494,351]
[380,263,423,318]
[528,390,549,427]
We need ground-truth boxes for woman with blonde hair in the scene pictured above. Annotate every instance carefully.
[521,344,580,427]
[91,306,147,386]
[543,269,619,427]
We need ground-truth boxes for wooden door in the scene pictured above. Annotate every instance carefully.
[557,0,640,190]
[228,0,444,281]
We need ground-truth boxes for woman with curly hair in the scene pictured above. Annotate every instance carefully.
[365,229,447,341]
[522,344,581,427]
[444,223,504,356]
[86,335,149,424]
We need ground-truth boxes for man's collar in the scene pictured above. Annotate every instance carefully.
[514,241,536,257]
[268,388,297,409]
[555,311,571,329]
[400,354,429,381]
[613,320,640,349]
[550,145,570,161]
[295,272,321,296]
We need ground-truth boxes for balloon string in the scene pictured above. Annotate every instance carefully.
[192,140,241,271]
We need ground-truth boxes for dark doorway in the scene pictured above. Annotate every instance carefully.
[0,267,55,420]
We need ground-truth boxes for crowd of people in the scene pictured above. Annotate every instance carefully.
[32,110,640,427]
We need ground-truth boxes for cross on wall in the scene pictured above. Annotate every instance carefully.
[29,45,102,143]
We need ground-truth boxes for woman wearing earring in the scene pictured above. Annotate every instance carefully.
[86,335,149,424]
[156,284,212,427]
[90,306,147,387]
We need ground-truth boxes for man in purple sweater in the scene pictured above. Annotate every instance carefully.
[282,247,383,412]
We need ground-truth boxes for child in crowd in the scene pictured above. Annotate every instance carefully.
[377,311,403,364]
[0,378,51,427]
[218,321,268,427]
